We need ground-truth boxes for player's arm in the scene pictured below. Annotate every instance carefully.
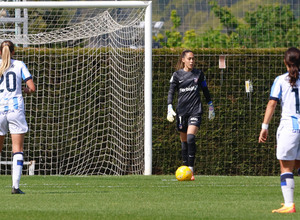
[24,78,36,94]
[167,73,178,122]
[259,76,280,143]
[167,74,178,105]
[21,62,36,94]
[258,99,277,143]
[199,72,215,120]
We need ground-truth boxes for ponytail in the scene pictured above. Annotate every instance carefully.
[0,41,14,77]
[284,47,300,87]
[288,65,299,87]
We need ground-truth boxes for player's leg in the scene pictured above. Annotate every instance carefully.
[177,115,188,166]
[186,115,201,179]
[0,113,8,153]
[11,133,25,194]
[273,123,298,213]
[0,135,4,171]
[280,160,295,207]
[295,160,300,175]
[179,132,188,166]
[8,111,28,194]
[295,140,300,175]
[0,135,5,153]
[272,160,296,213]
[186,125,198,175]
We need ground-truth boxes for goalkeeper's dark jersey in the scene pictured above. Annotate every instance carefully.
[167,68,212,116]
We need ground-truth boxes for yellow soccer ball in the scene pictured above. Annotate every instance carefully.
[175,166,192,181]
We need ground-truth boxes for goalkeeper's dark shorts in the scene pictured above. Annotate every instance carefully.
[176,114,201,133]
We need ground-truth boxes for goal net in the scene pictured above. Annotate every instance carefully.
[0,1,152,175]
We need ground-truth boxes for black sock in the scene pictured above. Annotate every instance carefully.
[187,134,196,167]
[181,142,188,166]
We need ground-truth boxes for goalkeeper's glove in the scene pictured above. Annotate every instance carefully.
[208,102,215,121]
[167,104,176,122]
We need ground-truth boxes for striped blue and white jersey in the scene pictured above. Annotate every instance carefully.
[270,72,300,122]
[0,59,32,112]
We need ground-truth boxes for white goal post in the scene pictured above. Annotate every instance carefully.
[0,1,152,175]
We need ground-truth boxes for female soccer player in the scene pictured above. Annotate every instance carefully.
[0,40,36,194]
[167,50,215,180]
[259,47,300,213]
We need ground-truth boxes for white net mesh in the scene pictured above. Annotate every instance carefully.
[0,6,146,175]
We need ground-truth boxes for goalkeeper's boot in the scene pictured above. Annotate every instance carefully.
[191,173,195,181]
[11,187,25,194]
[272,203,296,213]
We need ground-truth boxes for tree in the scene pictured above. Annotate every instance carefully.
[209,1,239,35]
[242,4,296,48]
[182,29,197,48]
[28,8,76,34]
[158,2,298,49]
[209,2,297,48]
[164,10,182,48]
[285,21,300,47]
[183,29,228,48]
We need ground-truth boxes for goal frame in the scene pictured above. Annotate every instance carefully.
[0,1,153,175]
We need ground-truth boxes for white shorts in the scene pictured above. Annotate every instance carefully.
[0,110,28,135]
[276,120,300,160]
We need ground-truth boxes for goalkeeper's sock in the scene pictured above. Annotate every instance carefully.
[181,142,188,166]
[187,134,196,168]
[281,172,294,206]
[12,152,24,189]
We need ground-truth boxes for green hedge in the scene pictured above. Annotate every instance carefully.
[2,47,286,176]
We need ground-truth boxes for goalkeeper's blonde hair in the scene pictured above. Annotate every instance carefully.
[0,40,14,77]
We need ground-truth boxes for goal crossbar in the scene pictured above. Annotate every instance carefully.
[0,1,150,8]
[0,1,153,176]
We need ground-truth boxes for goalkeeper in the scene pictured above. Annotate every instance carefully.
[167,50,215,180]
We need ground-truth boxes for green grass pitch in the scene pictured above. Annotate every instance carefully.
[0,175,299,219]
